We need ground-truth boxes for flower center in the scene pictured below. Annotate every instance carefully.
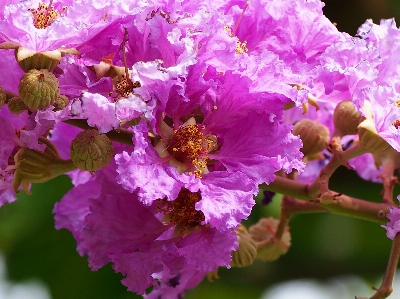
[392,119,400,129]
[156,188,205,235]
[115,76,141,98]
[168,124,218,177]
[28,1,67,29]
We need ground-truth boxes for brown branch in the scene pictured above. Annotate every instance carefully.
[356,233,400,299]
[260,176,391,223]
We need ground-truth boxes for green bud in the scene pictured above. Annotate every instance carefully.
[293,119,330,158]
[12,138,77,193]
[53,94,69,111]
[70,129,114,172]
[333,100,365,136]
[230,225,257,268]
[18,69,60,111]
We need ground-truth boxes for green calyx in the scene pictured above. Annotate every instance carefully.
[15,47,62,73]
[70,129,114,172]
[230,225,257,268]
[12,138,77,193]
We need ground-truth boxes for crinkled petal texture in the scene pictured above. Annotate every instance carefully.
[116,119,256,231]
[383,204,400,240]
[143,266,206,299]
[0,111,26,206]
[109,225,236,294]
[0,0,142,52]
[197,70,304,184]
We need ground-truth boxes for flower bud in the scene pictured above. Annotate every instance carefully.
[70,129,114,172]
[249,217,291,262]
[18,69,60,111]
[8,97,27,114]
[293,119,330,157]
[15,47,62,72]
[333,100,365,136]
[53,95,69,111]
[230,225,257,268]
[358,118,393,154]
[13,138,77,193]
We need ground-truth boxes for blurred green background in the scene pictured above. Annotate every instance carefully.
[1,1,400,299]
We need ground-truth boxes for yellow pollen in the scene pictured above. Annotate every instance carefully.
[235,40,248,54]
[114,76,141,98]
[224,2,250,55]
[393,119,400,129]
[156,188,204,235]
[168,124,218,178]
[28,2,67,29]
[395,100,400,107]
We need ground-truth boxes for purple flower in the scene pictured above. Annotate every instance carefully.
[383,202,400,240]
[115,119,257,231]
[0,0,141,52]
[0,108,26,205]
[54,147,238,295]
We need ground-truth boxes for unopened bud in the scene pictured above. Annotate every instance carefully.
[249,217,291,262]
[230,225,257,268]
[13,138,76,193]
[8,97,27,114]
[18,69,59,111]
[71,129,114,172]
[293,119,330,157]
[53,95,69,111]
[15,47,62,72]
[358,118,393,154]
[333,100,365,136]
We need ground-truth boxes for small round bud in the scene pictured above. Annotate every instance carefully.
[8,97,27,114]
[53,94,69,111]
[249,217,291,262]
[18,69,60,111]
[333,100,365,136]
[358,118,393,154]
[71,129,114,172]
[293,119,330,157]
[230,225,257,268]
[15,47,61,72]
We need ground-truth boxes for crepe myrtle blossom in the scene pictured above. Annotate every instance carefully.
[0,0,147,53]
[198,0,343,108]
[115,65,303,231]
[54,146,238,295]
[383,199,400,240]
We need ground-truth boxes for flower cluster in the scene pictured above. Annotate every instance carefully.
[2,0,400,298]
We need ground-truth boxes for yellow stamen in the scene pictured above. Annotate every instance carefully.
[156,188,204,235]
[28,1,67,29]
